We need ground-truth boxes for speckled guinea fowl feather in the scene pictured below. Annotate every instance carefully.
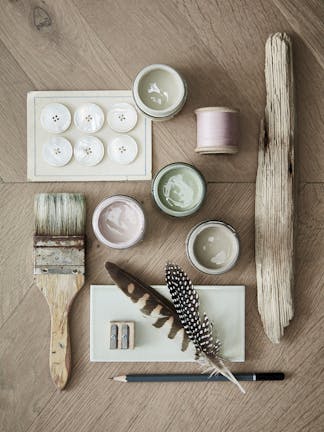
[165,263,245,394]
[105,262,189,351]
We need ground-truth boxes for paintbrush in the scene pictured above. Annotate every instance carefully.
[34,193,86,390]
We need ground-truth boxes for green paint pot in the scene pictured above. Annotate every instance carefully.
[152,162,206,217]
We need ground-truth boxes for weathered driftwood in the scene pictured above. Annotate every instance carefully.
[255,33,295,344]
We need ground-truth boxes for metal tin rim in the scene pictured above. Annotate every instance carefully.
[133,88,187,121]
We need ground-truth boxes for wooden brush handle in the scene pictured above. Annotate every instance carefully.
[49,303,71,390]
[36,274,84,390]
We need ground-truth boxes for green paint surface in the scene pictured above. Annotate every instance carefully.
[157,166,204,212]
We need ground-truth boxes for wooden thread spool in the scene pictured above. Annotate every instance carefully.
[195,107,239,154]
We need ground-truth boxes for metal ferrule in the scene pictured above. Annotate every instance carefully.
[33,235,85,275]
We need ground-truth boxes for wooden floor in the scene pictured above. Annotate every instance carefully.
[0,1,323,431]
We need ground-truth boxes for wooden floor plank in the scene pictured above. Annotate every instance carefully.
[0,286,57,432]
[35,185,324,432]
[75,0,269,182]
[0,185,34,327]
[0,1,128,90]
[273,0,324,68]
[0,0,127,183]
[174,0,324,182]
[174,0,288,113]
[1,182,323,432]
[0,40,33,182]
[293,36,324,182]
[0,1,322,183]
[0,0,264,182]
[0,1,323,431]
[1,182,255,432]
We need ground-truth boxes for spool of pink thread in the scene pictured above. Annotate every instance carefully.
[195,107,239,154]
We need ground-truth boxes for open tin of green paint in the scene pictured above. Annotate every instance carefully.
[152,162,206,217]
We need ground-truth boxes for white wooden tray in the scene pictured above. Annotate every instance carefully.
[27,90,152,181]
[90,285,245,363]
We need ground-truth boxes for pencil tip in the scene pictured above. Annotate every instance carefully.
[112,375,126,382]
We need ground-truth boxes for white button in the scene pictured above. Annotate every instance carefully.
[40,103,71,133]
[107,103,138,133]
[42,137,73,166]
[74,136,104,166]
[74,103,104,133]
[108,135,138,165]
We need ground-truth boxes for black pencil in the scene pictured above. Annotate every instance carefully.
[112,373,285,382]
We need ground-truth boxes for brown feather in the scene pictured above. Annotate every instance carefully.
[105,262,189,351]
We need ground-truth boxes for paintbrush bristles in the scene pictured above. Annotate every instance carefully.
[34,193,86,236]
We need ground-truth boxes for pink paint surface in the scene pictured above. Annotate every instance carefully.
[93,196,145,249]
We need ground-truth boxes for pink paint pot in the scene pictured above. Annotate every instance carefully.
[92,195,146,249]
[195,107,239,154]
